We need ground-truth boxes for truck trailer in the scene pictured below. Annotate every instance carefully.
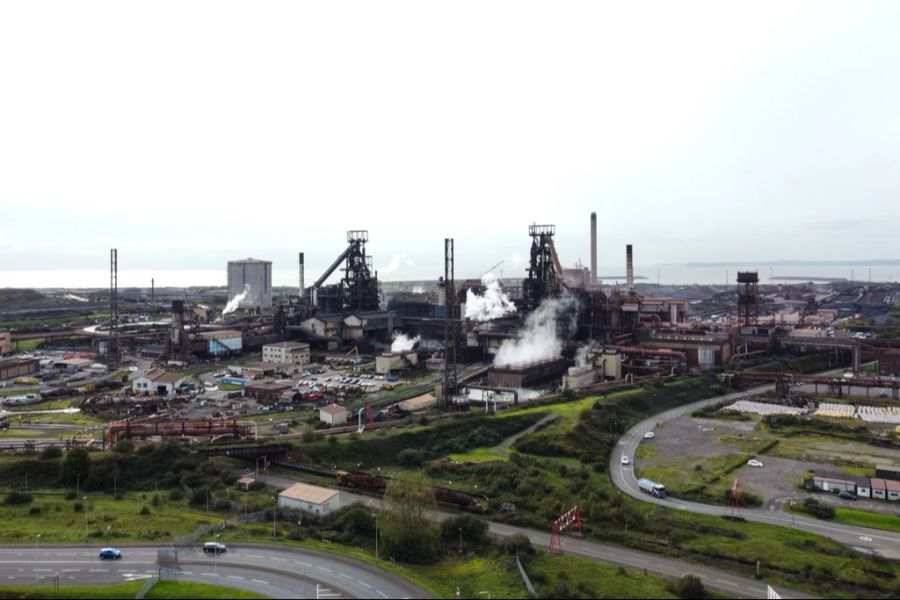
[638,478,667,498]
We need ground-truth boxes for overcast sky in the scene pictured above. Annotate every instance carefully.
[2,1,899,285]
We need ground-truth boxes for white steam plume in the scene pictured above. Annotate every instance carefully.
[223,283,253,315]
[465,273,516,321]
[64,294,89,302]
[493,294,579,368]
[390,332,421,353]
[575,344,593,368]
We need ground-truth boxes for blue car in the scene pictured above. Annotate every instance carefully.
[99,548,122,559]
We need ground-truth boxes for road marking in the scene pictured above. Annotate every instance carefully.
[228,575,245,580]
[377,591,389,598]
[201,572,217,577]
[358,581,372,589]
[176,571,193,575]
[89,569,108,572]
[270,557,287,562]
[338,572,353,580]
[246,554,263,559]
[294,561,312,567]
[316,566,333,572]
[251,578,269,585]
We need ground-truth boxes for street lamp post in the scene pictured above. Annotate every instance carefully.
[458,527,462,553]
[106,525,111,544]
[214,534,220,578]
[83,497,88,541]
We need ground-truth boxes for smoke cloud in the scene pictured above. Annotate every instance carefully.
[390,332,420,353]
[465,273,516,321]
[493,294,580,368]
[64,294,89,302]
[223,283,253,315]
[575,344,594,368]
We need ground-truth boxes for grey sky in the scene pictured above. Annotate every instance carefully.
[1,1,899,285]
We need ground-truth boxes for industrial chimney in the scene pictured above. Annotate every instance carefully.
[626,244,634,291]
[590,212,597,286]
[298,252,305,297]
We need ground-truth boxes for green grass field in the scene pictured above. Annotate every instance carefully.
[449,447,510,462]
[788,503,900,534]
[146,581,268,599]
[0,491,227,543]
[0,581,142,598]
[527,552,680,598]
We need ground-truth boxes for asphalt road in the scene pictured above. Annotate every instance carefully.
[609,383,900,560]
[254,472,816,599]
[0,543,430,599]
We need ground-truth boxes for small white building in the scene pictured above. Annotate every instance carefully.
[887,480,900,502]
[277,482,340,515]
[262,342,310,366]
[132,368,186,396]
[854,477,871,499]
[319,403,348,426]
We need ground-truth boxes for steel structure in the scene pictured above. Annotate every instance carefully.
[549,505,583,553]
[108,248,119,364]
[522,224,563,312]
[311,230,380,314]
[737,271,759,327]
[726,479,743,520]
[442,238,458,406]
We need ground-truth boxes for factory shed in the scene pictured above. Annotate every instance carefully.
[244,382,293,404]
[811,471,856,494]
[854,477,871,498]
[399,393,437,413]
[319,403,348,426]
[875,465,900,481]
[278,482,339,515]
[133,369,185,396]
[871,478,887,500]
[0,358,40,381]
[886,479,900,501]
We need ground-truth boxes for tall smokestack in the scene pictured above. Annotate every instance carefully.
[626,244,634,291]
[590,212,597,286]
[298,252,305,297]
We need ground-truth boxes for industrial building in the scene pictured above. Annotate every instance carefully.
[0,358,39,381]
[132,369,186,396]
[198,330,243,355]
[375,351,419,374]
[0,330,10,355]
[228,258,273,309]
[262,342,310,366]
[278,482,340,516]
[319,403,348,426]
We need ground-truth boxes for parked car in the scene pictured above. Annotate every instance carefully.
[99,548,122,559]
[621,455,630,465]
[747,459,763,468]
[643,431,655,439]
[838,490,858,501]
[203,541,227,554]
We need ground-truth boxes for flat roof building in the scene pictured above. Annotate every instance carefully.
[0,358,40,381]
[319,403,348,426]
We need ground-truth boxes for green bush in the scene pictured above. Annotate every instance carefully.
[3,492,33,505]
[501,533,534,555]
[168,489,185,501]
[671,574,706,599]
[64,491,77,500]
[802,497,835,520]
[140,505,151,515]
[28,505,41,515]
[397,448,425,467]
[40,446,62,460]
[440,514,489,546]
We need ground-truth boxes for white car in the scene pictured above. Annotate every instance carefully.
[643,431,655,439]
[747,459,763,468]
[621,456,630,465]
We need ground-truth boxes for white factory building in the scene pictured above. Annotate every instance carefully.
[262,342,310,366]
[227,258,273,309]
[277,482,340,516]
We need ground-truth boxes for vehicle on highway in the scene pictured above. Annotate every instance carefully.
[99,548,122,559]
[643,431,655,439]
[747,459,763,468]
[637,477,667,498]
[203,541,227,553]
[838,490,858,501]
[621,455,630,465]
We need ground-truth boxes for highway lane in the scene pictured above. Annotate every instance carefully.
[609,383,900,560]
[254,472,816,599]
[0,544,430,599]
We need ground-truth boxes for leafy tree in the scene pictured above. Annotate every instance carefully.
[672,574,706,599]
[59,447,90,486]
[379,472,439,563]
[440,514,489,547]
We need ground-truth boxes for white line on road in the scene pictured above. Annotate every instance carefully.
[358,581,372,589]
[338,572,353,580]
[294,561,312,567]
[227,575,245,580]
[377,591,389,598]
[316,566,333,572]
[251,579,269,585]
[201,572,217,577]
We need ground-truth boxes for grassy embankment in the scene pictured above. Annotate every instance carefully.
[0,581,267,599]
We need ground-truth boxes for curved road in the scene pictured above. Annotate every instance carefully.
[609,383,900,560]
[0,543,430,599]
